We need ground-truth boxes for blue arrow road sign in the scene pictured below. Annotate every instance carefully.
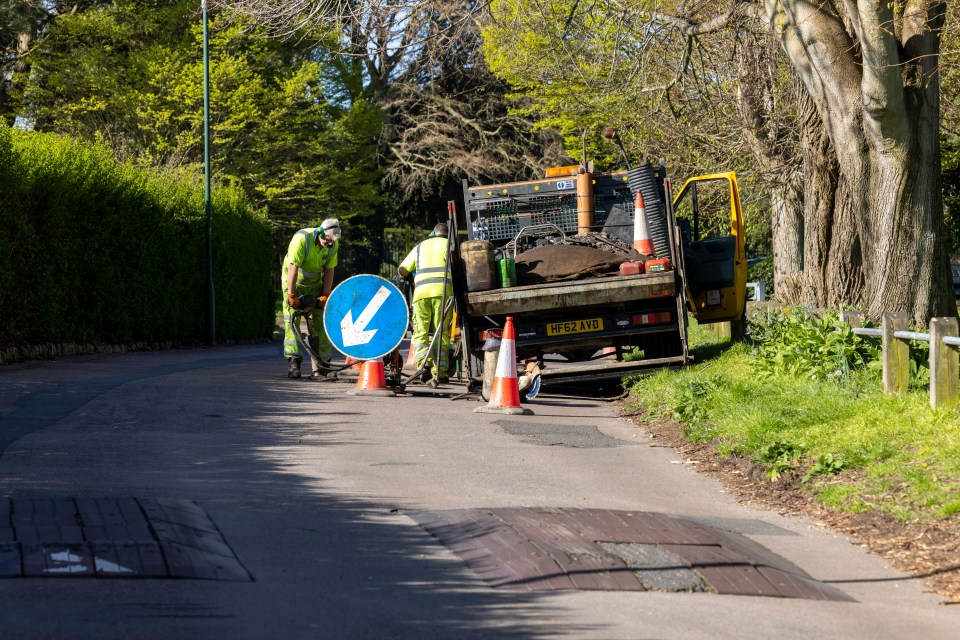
[323,275,409,361]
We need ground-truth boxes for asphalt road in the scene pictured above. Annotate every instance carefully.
[0,344,957,639]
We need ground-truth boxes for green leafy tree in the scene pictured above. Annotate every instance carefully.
[0,1,85,125]
[16,1,383,274]
[941,4,960,260]
[221,0,569,229]
[482,1,953,324]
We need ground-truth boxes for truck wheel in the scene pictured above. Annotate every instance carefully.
[644,332,684,359]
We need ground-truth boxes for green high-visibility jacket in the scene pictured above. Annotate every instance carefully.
[399,236,452,301]
[283,228,339,293]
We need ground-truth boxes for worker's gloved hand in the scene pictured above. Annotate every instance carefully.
[288,293,301,309]
[317,295,328,308]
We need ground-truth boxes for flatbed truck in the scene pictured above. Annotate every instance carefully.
[451,161,748,390]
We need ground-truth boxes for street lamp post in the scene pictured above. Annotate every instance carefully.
[202,0,215,345]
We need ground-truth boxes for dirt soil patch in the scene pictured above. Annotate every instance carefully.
[622,408,960,604]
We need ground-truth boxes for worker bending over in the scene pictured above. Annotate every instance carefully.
[398,223,453,388]
[283,219,340,379]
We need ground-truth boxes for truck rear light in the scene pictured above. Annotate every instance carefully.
[632,312,672,326]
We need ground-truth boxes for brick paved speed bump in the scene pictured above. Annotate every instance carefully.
[408,507,853,600]
[0,497,250,580]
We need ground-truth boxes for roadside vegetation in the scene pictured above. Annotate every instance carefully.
[626,311,960,524]
[0,124,275,350]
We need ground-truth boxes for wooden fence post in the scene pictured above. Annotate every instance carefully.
[714,322,731,340]
[882,312,910,395]
[839,310,863,328]
[929,317,959,408]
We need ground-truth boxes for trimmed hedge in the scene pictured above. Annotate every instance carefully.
[0,125,275,348]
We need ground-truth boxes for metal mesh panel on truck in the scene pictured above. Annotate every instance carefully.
[465,165,667,255]
[476,193,579,242]
[594,187,633,228]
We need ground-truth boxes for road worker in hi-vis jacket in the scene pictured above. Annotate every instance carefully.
[398,223,453,388]
[283,219,340,379]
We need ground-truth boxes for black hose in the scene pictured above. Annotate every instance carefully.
[289,311,356,374]
[627,164,670,258]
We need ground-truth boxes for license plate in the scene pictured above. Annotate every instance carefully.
[546,318,604,336]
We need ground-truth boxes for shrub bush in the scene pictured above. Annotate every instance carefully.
[746,308,881,381]
[0,125,274,347]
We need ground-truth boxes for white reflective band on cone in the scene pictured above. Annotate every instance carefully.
[495,339,517,379]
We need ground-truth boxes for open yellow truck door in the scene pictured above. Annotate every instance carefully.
[672,172,747,324]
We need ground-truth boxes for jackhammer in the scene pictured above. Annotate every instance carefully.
[288,294,353,381]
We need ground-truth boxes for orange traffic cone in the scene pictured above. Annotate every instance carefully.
[475,316,533,415]
[347,360,396,397]
[633,191,655,256]
[338,354,362,379]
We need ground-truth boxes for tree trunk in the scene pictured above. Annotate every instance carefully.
[795,88,865,308]
[768,1,951,324]
[864,134,951,323]
[771,185,803,295]
[1,32,32,126]
[733,36,806,297]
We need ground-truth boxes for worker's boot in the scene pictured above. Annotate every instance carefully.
[309,361,335,381]
[306,336,334,380]
[287,357,302,379]
[427,372,449,389]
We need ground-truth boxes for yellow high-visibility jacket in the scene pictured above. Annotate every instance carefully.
[283,228,339,293]
[399,236,452,301]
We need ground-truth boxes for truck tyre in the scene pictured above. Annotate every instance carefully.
[730,315,747,342]
[644,331,684,359]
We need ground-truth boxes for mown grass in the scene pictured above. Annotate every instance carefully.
[625,318,960,522]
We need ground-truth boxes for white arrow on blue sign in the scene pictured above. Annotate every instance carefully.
[323,274,409,361]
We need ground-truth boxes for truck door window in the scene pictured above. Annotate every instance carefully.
[674,177,738,299]
[673,180,731,241]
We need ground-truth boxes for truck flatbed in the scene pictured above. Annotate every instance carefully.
[463,270,676,317]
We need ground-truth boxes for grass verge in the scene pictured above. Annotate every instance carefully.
[624,320,960,523]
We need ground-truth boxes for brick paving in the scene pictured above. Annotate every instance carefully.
[0,497,250,581]
[409,507,853,601]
